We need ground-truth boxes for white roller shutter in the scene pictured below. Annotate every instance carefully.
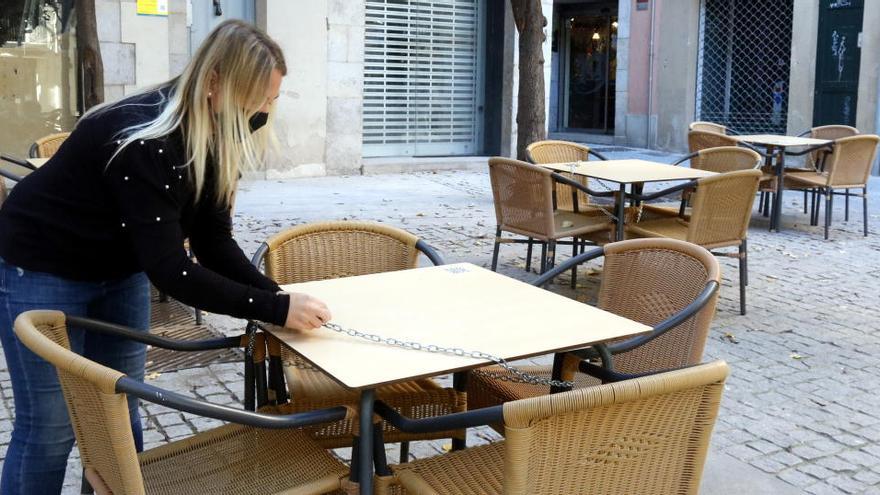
[363,0,484,157]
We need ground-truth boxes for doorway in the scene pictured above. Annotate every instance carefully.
[813,0,863,127]
[190,0,255,55]
[555,3,617,134]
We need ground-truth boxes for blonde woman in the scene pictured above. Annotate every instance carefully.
[0,21,329,494]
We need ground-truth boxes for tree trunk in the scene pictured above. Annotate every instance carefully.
[510,0,546,160]
[76,0,104,110]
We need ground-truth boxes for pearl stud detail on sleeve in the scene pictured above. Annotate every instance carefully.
[248,298,254,303]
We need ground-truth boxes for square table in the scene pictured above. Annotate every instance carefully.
[540,159,717,241]
[267,263,651,494]
[733,134,832,232]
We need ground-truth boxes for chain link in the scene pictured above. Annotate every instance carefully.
[321,322,575,388]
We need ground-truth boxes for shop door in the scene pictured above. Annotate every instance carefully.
[813,0,863,127]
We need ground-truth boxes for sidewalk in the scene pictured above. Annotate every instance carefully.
[2,145,879,494]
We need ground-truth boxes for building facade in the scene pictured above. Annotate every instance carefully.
[1,0,878,173]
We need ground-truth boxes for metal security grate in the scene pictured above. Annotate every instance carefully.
[363,0,484,157]
[696,0,794,134]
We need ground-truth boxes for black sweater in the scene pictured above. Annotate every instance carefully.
[0,89,289,326]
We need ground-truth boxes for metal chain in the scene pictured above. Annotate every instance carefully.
[321,322,575,388]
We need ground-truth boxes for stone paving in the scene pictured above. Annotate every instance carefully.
[1,145,879,493]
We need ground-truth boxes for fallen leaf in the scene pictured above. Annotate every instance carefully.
[723,333,739,344]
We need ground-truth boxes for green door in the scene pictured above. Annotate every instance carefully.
[813,0,863,127]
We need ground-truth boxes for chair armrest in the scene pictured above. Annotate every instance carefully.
[577,361,667,383]
[796,129,811,137]
[115,376,349,429]
[67,315,243,352]
[532,247,605,288]
[374,400,502,433]
[1,154,36,171]
[250,241,269,269]
[588,149,609,161]
[550,172,616,198]
[416,239,445,266]
[629,180,698,202]
[671,152,699,166]
[0,168,24,183]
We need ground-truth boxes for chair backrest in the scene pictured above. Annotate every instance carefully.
[597,238,720,374]
[29,132,71,158]
[823,134,880,187]
[687,130,738,154]
[687,169,762,247]
[806,125,859,169]
[526,140,593,211]
[261,221,423,284]
[488,157,556,239]
[501,360,729,495]
[688,121,727,134]
[13,310,146,495]
[691,146,760,173]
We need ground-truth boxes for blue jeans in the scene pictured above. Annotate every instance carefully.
[0,258,150,495]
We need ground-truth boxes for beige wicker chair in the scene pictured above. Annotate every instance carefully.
[13,310,349,495]
[688,146,760,173]
[786,134,879,239]
[251,221,467,457]
[525,140,607,213]
[784,125,860,216]
[627,169,762,315]
[467,238,720,413]
[376,360,729,495]
[687,130,738,154]
[29,132,70,158]
[489,157,613,277]
[689,121,728,134]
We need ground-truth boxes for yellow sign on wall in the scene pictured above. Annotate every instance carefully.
[136,0,169,16]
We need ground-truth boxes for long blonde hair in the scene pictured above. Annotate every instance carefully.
[85,20,287,207]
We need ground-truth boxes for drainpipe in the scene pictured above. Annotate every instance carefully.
[646,0,657,149]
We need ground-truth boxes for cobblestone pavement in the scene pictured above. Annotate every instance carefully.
[2,146,879,493]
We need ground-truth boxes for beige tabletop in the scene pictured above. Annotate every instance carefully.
[733,134,831,148]
[268,263,651,390]
[27,158,49,168]
[541,159,716,183]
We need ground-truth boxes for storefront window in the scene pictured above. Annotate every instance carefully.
[0,1,77,156]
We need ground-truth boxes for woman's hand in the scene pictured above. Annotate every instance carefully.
[284,292,332,330]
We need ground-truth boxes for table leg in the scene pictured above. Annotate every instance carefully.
[451,372,468,451]
[772,148,785,232]
[615,183,626,241]
[358,389,376,495]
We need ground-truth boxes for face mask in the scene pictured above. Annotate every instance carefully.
[248,112,269,133]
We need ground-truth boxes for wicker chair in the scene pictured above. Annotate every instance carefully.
[29,132,71,158]
[627,169,762,315]
[375,360,729,495]
[785,125,860,216]
[467,238,720,414]
[687,130,738,154]
[250,221,467,458]
[13,310,349,495]
[689,121,728,134]
[786,134,879,239]
[526,140,607,213]
[488,157,613,281]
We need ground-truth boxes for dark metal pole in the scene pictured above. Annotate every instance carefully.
[615,183,626,241]
[359,389,375,495]
[451,372,468,451]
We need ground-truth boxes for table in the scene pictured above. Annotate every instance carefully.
[733,134,831,232]
[540,159,716,241]
[26,158,49,169]
[267,263,651,494]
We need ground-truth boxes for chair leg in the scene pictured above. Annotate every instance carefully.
[399,441,410,464]
[864,187,869,237]
[81,468,94,494]
[570,237,578,289]
[547,240,557,270]
[739,241,747,316]
[812,191,822,226]
[194,307,203,325]
[525,238,533,271]
[803,190,808,214]
[490,227,501,271]
[825,189,833,240]
[540,243,547,274]
[845,188,850,222]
